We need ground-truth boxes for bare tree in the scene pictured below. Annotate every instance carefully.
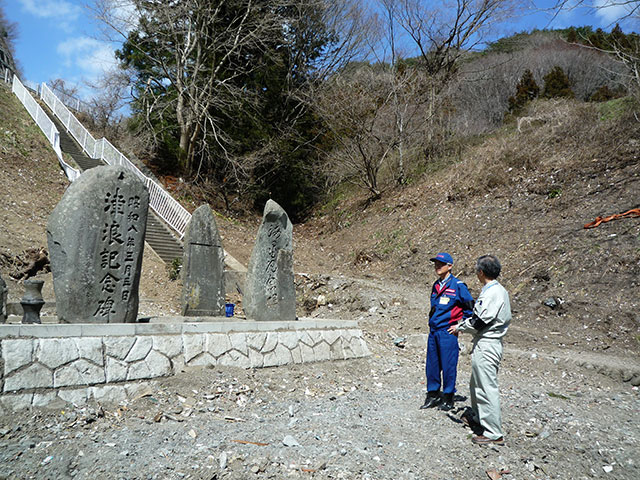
[316,64,429,199]
[94,0,285,173]
[86,68,130,138]
[0,0,20,76]
[392,0,517,80]
[607,32,640,96]
[47,78,81,101]
[388,0,519,148]
[314,0,520,197]
[377,0,431,184]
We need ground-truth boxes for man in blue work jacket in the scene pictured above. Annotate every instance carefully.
[420,252,474,411]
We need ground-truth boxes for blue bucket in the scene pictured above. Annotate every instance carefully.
[225,303,235,317]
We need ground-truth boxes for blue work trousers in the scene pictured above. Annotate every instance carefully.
[425,329,459,394]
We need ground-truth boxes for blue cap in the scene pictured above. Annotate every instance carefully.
[430,252,453,264]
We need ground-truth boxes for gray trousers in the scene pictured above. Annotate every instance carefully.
[470,337,504,440]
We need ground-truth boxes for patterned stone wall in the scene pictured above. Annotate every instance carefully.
[0,321,370,410]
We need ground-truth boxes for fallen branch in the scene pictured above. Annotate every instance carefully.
[231,439,269,446]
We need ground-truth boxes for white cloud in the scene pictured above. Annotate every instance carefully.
[57,36,117,81]
[593,0,633,25]
[17,0,83,32]
[17,0,82,20]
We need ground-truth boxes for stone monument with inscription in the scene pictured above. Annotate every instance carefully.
[244,199,296,321]
[47,165,149,323]
[181,204,225,316]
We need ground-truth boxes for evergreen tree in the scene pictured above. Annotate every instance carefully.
[588,28,606,49]
[114,0,346,219]
[508,69,539,114]
[608,23,631,50]
[589,85,626,102]
[542,66,574,99]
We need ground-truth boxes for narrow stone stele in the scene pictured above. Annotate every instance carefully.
[0,273,7,323]
[244,199,296,321]
[47,165,149,323]
[181,204,225,316]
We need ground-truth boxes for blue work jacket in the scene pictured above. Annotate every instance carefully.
[429,274,474,331]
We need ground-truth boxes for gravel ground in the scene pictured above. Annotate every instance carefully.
[1,323,638,480]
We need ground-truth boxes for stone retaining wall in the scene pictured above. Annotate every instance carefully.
[0,319,370,410]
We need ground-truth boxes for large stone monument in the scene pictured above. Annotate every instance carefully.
[181,204,225,316]
[47,165,149,323]
[244,200,296,321]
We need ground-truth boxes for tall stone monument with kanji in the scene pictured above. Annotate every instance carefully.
[47,165,149,323]
[243,200,296,321]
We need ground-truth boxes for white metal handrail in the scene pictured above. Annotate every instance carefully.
[10,76,80,182]
[49,84,91,113]
[39,82,191,238]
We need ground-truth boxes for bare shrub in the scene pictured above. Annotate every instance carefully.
[450,34,627,135]
[444,98,601,199]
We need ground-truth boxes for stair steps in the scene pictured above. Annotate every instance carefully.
[42,102,184,264]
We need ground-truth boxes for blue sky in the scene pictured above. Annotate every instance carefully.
[3,0,638,100]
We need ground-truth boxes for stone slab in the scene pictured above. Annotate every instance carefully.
[0,319,360,339]
[181,205,225,316]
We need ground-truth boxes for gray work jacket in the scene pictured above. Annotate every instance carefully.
[456,280,511,340]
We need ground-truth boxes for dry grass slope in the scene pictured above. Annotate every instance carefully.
[296,97,640,356]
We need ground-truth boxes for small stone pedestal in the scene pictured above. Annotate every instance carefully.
[21,279,45,324]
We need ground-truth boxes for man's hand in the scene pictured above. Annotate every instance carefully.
[447,324,458,334]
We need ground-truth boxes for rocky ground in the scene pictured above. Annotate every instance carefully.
[1,82,639,479]
[0,311,638,480]
[0,273,639,480]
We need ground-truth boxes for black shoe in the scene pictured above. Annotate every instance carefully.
[460,411,479,428]
[438,393,454,411]
[420,391,441,409]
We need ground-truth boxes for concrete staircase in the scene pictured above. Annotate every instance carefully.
[145,214,183,263]
[46,108,184,264]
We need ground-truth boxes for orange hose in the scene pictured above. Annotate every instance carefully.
[584,208,640,229]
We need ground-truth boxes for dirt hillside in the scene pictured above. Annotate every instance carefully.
[0,81,639,480]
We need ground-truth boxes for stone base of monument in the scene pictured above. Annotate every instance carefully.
[0,318,370,411]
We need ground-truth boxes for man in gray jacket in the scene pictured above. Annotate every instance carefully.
[448,254,511,445]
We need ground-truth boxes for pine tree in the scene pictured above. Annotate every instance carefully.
[588,28,606,49]
[589,85,626,102]
[542,66,574,99]
[508,69,540,114]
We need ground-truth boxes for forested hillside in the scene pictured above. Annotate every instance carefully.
[72,1,639,222]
